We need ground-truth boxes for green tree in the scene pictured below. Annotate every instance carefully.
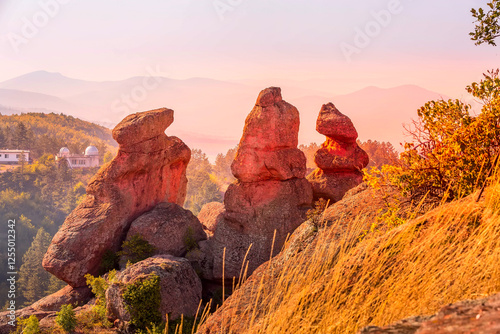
[185,149,223,214]
[0,128,6,149]
[213,147,237,187]
[471,0,500,45]
[14,122,28,149]
[18,228,54,305]
[22,315,40,334]
[119,234,156,264]
[299,143,320,169]
[357,140,399,169]
[55,304,77,333]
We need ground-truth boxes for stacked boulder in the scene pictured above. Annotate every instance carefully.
[203,87,313,280]
[43,108,192,287]
[307,103,369,203]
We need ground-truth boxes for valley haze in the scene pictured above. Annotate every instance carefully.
[0,71,448,159]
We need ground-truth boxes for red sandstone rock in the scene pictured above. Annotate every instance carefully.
[125,202,206,257]
[207,178,313,280]
[43,108,191,287]
[198,202,225,237]
[316,103,358,142]
[200,88,312,281]
[307,103,369,203]
[231,87,307,183]
[0,285,92,334]
[307,169,364,203]
[315,138,369,171]
[359,293,500,334]
[106,255,202,322]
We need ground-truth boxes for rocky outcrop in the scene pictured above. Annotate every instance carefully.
[106,255,202,323]
[307,103,369,203]
[0,285,92,334]
[125,202,206,257]
[43,108,191,287]
[201,87,313,281]
[196,184,405,334]
[231,87,307,183]
[359,293,500,334]
[197,202,225,237]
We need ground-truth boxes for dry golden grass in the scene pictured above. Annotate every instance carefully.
[203,180,500,334]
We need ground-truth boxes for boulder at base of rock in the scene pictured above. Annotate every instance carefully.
[198,202,225,237]
[43,108,191,287]
[106,255,202,324]
[0,285,92,334]
[307,169,364,203]
[125,202,206,257]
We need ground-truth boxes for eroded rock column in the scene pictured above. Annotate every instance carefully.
[43,108,191,287]
[307,103,369,203]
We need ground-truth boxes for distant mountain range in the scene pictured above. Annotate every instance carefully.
[0,71,449,157]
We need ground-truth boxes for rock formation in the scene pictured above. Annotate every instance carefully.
[307,103,369,203]
[359,293,500,334]
[197,202,225,237]
[106,255,202,322]
[43,108,191,287]
[125,202,206,257]
[201,87,313,281]
[0,286,92,334]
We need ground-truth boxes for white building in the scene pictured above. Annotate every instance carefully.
[56,146,100,168]
[0,150,30,164]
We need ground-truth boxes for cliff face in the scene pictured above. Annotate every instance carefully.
[42,108,191,287]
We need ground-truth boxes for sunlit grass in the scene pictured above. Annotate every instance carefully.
[193,178,500,334]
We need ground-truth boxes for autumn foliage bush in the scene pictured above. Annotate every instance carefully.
[366,70,500,203]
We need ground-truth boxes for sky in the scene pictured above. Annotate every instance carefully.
[0,0,498,98]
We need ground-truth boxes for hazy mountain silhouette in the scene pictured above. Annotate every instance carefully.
[0,71,448,157]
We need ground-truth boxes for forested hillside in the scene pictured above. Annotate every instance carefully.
[0,113,117,159]
[0,113,118,309]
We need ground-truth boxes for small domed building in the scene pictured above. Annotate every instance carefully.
[56,146,100,168]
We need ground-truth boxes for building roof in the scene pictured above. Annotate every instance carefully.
[59,147,70,155]
[85,146,99,156]
[0,150,30,153]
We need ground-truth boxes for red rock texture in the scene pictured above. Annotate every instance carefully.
[359,293,500,334]
[307,169,364,203]
[43,108,191,287]
[196,185,415,334]
[231,87,307,183]
[316,103,358,142]
[198,202,225,237]
[307,103,369,203]
[210,178,313,280]
[106,255,202,322]
[125,202,206,257]
[198,88,313,281]
[0,285,92,334]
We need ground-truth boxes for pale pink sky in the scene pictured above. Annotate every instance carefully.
[0,0,498,97]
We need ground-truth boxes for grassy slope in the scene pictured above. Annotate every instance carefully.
[197,182,500,334]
